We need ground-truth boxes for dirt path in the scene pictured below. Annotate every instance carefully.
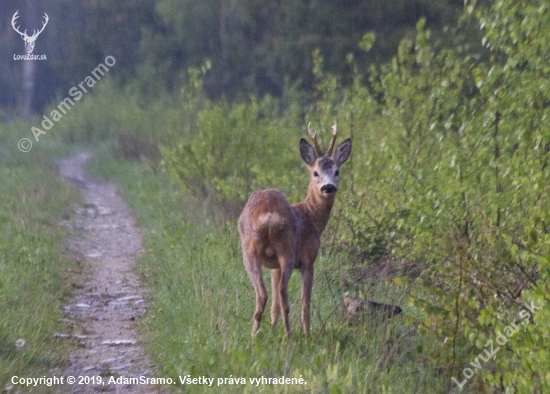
[57,152,161,393]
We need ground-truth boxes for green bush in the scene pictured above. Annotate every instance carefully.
[54,79,122,144]
[161,86,307,220]
[54,78,182,161]
[334,4,550,391]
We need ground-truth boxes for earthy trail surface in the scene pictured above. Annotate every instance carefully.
[57,152,162,393]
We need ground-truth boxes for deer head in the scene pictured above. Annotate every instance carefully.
[12,11,49,54]
[300,122,352,200]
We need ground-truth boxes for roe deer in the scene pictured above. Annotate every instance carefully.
[238,122,351,338]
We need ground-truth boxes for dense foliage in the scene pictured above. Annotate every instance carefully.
[354,2,550,390]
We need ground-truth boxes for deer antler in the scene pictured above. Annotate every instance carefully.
[11,11,48,40]
[11,11,26,38]
[307,122,324,157]
[326,121,338,157]
[31,13,49,39]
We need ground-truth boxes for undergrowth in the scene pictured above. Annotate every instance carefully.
[91,153,452,393]
[0,123,82,392]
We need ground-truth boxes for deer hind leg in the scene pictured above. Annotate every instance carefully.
[270,269,281,326]
[300,266,314,335]
[277,258,294,339]
[243,251,267,335]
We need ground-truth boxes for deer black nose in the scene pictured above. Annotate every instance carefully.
[321,184,337,194]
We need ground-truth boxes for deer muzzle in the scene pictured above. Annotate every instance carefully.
[321,184,337,194]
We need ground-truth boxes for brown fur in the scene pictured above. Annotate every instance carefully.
[238,123,351,338]
[343,296,403,325]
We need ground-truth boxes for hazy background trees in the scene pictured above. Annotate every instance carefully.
[1,0,463,115]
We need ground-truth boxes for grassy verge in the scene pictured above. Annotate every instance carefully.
[91,151,452,393]
[0,122,82,391]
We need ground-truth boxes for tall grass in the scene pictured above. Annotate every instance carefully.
[0,122,82,391]
[91,154,453,393]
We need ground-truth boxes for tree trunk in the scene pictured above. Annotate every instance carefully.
[21,0,37,120]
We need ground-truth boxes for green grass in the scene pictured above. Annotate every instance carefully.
[0,123,82,391]
[90,153,458,394]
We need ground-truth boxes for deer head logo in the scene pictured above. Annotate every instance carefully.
[11,10,49,54]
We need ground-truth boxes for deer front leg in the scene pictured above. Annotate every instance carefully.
[270,269,281,326]
[300,265,314,336]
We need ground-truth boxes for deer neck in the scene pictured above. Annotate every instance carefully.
[295,184,335,236]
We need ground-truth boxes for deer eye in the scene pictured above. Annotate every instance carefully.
[335,170,340,176]
[313,171,319,177]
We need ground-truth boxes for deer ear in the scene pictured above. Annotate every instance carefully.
[333,138,351,166]
[299,138,317,165]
